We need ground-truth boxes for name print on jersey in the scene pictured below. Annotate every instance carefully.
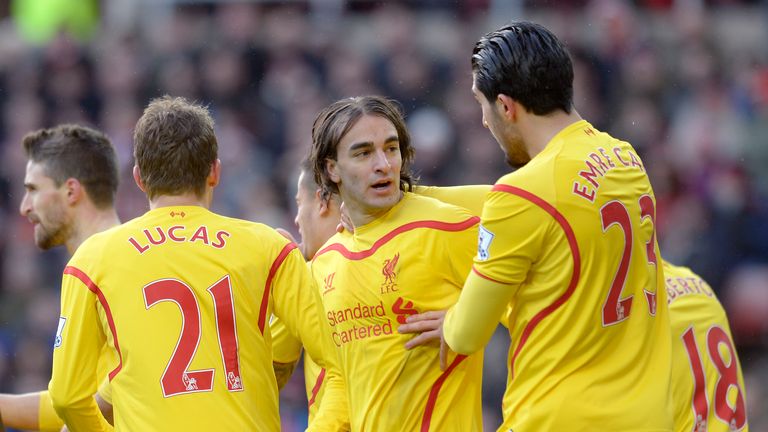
[128,225,231,254]
[572,144,646,203]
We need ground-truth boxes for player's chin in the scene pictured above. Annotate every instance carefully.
[368,189,400,208]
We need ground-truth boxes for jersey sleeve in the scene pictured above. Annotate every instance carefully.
[444,271,514,354]
[271,316,304,364]
[48,268,109,432]
[270,246,349,431]
[37,391,64,432]
[472,189,548,285]
[413,185,491,216]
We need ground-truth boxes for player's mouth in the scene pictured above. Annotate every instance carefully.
[370,179,394,194]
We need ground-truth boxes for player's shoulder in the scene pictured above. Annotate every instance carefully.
[401,192,476,223]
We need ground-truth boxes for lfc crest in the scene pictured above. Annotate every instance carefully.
[380,253,399,294]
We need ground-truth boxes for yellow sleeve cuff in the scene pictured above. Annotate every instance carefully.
[38,391,65,432]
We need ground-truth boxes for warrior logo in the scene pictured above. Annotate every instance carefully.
[323,272,336,295]
[381,253,400,294]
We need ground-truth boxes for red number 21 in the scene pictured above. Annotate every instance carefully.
[600,195,658,326]
[143,275,243,397]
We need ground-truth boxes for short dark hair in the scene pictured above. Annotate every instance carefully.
[309,95,416,203]
[133,96,217,200]
[472,21,574,115]
[22,124,118,209]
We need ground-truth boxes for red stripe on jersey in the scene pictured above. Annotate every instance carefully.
[471,266,505,284]
[258,242,298,333]
[307,367,326,407]
[63,266,124,381]
[491,184,582,379]
[313,217,480,261]
[420,354,467,432]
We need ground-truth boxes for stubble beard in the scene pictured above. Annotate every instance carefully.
[34,211,73,251]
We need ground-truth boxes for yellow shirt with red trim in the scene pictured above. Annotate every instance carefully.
[49,205,345,431]
[271,315,328,423]
[665,261,748,431]
[444,120,674,431]
[311,193,483,432]
[414,185,491,216]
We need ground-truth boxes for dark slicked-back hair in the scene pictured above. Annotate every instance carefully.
[133,96,217,200]
[22,124,118,208]
[309,95,416,203]
[472,21,574,115]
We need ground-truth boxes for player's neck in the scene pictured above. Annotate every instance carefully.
[149,191,211,211]
[523,109,583,159]
[66,207,121,255]
[343,191,403,228]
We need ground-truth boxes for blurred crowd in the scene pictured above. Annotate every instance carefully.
[0,0,767,430]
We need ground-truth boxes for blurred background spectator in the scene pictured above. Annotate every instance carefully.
[0,0,766,430]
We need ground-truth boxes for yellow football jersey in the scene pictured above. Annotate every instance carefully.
[49,205,343,431]
[445,120,673,431]
[312,193,483,431]
[665,261,748,431]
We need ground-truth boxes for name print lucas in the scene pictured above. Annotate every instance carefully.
[128,224,231,253]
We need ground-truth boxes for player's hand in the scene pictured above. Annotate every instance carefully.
[276,227,297,243]
[276,228,310,260]
[336,201,354,233]
[398,310,450,370]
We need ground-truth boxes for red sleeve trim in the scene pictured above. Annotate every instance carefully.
[307,367,326,407]
[258,242,298,334]
[63,266,124,381]
[313,217,480,262]
[420,354,467,431]
[491,184,581,379]
[471,266,505,284]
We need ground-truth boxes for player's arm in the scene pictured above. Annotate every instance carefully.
[49,268,108,432]
[444,192,543,354]
[271,245,349,431]
[413,185,491,216]
[0,391,62,431]
[443,272,514,354]
[271,316,303,390]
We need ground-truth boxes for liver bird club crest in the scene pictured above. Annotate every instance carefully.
[381,253,399,294]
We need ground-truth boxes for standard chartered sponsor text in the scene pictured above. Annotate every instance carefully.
[326,301,393,347]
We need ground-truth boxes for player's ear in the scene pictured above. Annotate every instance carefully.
[133,165,147,192]
[207,159,221,188]
[316,189,330,215]
[497,94,517,121]
[63,178,83,206]
[326,158,340,184]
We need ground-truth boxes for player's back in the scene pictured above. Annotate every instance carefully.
[485,120,672,430]
[665,261,748,431]
[312,193,483,431]
[69,206,290,431]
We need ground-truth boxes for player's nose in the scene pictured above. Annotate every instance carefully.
[19,193,31,217]
[372,150,391,172]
